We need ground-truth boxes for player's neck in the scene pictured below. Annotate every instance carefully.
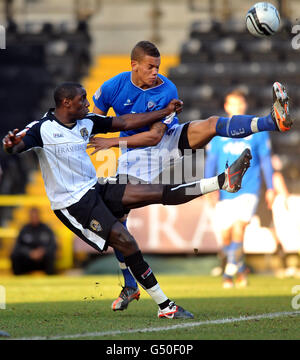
[54,109,76,127]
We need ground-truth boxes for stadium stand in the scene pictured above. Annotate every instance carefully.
[0,19,91,272]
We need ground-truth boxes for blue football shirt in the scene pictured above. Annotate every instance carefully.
[205,132,273,200]
[93,71,179,148]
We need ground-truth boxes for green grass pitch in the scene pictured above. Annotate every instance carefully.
[0,274,300,340]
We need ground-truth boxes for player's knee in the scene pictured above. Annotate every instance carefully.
[109,222,139,256]
[233,221,248,240]
[207,116,219,132]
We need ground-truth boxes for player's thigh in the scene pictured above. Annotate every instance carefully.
[122,183,164,209]
[99,176,164,210]
[54,187,118,253]
[186,116,218,149]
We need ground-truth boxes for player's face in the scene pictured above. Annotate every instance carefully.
[132,55,161,88]
[69,88,90,119]
[224,95,248,117]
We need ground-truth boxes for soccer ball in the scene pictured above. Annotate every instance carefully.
[246,2,280,37]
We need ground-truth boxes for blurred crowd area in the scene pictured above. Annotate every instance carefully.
[0,0,299,275]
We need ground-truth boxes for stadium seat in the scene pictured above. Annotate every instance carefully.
[210,37,244,62]
[190,19,221,41]
[180,39,210,63]
[239,39,280,62]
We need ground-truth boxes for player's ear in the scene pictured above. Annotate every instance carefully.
[131,59,138,72]
[62,98,71,108]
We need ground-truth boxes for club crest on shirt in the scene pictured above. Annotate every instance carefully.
[90,219,102,233]
[80,128,89,141]
[147,100,156,110]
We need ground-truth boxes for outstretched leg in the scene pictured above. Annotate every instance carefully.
[183,82,291,150]
[122,149,252,210]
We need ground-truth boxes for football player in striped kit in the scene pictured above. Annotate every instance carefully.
[3,82,254,319]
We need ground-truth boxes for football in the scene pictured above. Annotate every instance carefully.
[246,2,280,37]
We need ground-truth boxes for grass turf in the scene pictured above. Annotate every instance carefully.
[0,274,299,340]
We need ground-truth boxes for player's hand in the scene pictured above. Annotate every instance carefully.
[87,136,116,155]
[2,129,25,150]
[265,188,276,209]
[29,248,46,261]
[166,99,183,115]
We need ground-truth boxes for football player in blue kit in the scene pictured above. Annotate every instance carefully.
[91,41,291,311]
[205,89,275,289]
[3,82,253,319]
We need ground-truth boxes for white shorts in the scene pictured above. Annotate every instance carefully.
[117,124,184,183]
[213,194,259,231]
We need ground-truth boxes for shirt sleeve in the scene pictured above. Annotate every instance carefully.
[153,82,180,130]
[22,121,43,151]
[86,114,113,135]
[93,81,112,113]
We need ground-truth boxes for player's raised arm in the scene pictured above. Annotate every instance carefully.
[88,121,167,154]
[110,98,183,132]
[2,129,26,154]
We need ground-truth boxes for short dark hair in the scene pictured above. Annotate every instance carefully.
[54,82,83,107]
[131,41,160,61]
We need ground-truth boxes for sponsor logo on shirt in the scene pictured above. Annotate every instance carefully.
[53,133,64,138]
[124,99,134,106]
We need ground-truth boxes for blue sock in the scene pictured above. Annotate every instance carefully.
[224,241,244,278]
[216,114,276,138]
[227,241,243,264]
[114,221,138,289]
[238,262,246,274]
[223,244,230,259]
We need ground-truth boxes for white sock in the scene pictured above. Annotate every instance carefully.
[146,283,168,305]
[171,176,220,195]
[199,176,220,194]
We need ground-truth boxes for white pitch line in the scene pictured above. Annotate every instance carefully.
[10,310,300,340]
